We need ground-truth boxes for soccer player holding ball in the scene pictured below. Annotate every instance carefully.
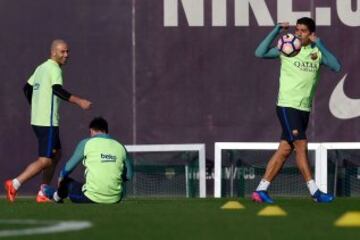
[252,17,341,203]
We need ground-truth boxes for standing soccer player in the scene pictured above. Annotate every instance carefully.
[252,17,341,203]
[4,39,92,203]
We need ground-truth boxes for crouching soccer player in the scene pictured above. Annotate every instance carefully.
[45,117,132,203]
[252,17,341,203]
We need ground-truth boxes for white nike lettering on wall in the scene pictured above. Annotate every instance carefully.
[329,74,360,119]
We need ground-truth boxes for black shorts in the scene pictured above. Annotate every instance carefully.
[32,125,61,158]
[66,179,95,203]
[276,106,310,142]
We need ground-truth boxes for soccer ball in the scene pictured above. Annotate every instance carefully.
[277,33,301,57]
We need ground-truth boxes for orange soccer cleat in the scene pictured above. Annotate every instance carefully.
[36,184,53,203]
[4,180,17,202]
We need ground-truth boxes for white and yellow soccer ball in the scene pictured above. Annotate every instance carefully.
[277,33,302,57]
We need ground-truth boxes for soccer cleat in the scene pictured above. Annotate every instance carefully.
[36,184,53,203]
[36,194,53,203]
[4,180,17,202]
[41,185,56,200]
[251,191,274,204]
[312,190,334,203]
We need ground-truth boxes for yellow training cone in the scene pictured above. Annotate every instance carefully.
[335,212,360,227]
[257,206,287,216]
[221,201,245,209]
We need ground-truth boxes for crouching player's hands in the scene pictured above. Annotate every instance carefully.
[51,173,67,203]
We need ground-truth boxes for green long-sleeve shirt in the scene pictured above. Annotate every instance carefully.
[255,25,341,111]
[60,133,133,203]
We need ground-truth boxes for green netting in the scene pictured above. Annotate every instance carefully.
[328,149,360,197]
[221,149,315,197]
[124,151,199,198]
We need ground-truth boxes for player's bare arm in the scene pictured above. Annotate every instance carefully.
[69,95,92,110]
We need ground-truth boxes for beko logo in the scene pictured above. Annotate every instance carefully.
[100,154,117,162]
[164,0,360,27]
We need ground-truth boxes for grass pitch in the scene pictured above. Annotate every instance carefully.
[0,197,359,239]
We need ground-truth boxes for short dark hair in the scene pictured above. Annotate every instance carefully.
[297,17,316,33]
[89,117,108,133]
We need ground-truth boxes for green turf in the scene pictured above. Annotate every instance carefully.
[0,197,359,240]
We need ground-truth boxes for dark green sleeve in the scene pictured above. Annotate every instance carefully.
[255,25,281,59]
[315,39,341,72]
[59,138,89,178]
[121,147,133,181]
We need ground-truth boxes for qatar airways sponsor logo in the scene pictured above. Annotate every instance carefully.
[293,61,319,72]
[164,0,360,27]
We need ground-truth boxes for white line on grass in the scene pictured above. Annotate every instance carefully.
[0,219,92,237]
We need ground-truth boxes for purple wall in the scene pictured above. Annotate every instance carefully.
[0,0,359,194]
[0,0,133,193]
[136,0,360,146]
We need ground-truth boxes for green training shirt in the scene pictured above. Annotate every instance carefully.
[62,134,128,204]
[278,45,322,111]
[255,25,341,112]
[27,59,63,126]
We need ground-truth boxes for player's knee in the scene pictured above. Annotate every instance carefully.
[293,140,307,152]
[38,158,52,169]
[281,149,292,158]
[279,145,292,158]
